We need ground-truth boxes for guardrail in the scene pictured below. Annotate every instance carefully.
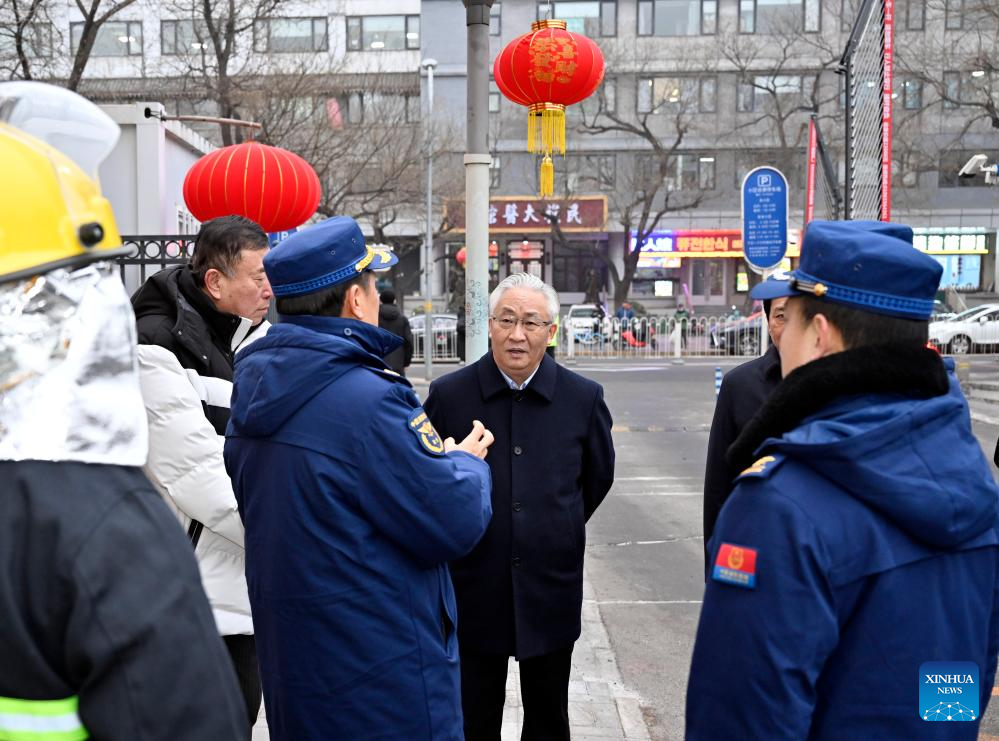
[412,316,769,363]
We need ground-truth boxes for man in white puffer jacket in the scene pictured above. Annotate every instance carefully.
[131,216,272,735]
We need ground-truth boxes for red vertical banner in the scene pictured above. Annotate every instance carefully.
[881,0,895,221]
[805,117,818,227]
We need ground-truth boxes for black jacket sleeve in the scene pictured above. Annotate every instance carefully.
[703,376,739,572]
[583,386,615,521]
[403,317,414,368]
[65,489,249,740]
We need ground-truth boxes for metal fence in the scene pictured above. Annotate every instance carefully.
[413,315,770,362]
[116,235,194,295]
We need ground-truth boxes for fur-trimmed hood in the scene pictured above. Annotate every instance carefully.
[728,344,999,548]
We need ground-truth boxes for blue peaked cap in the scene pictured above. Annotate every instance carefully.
[751,220,942,320]
[264,216,398,297]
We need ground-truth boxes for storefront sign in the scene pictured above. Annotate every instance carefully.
[633,229,801,266]
[912,228,990,255]
[741,167,789,270]
[445,196,608,233]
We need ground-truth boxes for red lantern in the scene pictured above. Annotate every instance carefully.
[493,20,604,196]
[183,141,321,233]
[455,243,498,267]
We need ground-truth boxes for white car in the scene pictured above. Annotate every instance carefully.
[564,304,612,342]
[928,303,999,354]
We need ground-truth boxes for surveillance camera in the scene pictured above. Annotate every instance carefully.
[959,153,988,179]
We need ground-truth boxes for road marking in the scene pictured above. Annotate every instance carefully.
[590,537,703,548]
[612,424,711,433]
[614,491,702,497]
[585,599,703,605]
[615,476,702,482]
[971,409,999,426]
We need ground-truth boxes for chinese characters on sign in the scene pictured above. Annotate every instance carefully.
[633,229,801,268]
[445,196,607,232]
[741,167,789,270]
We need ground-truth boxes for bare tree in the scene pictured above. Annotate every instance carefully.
[67,0,141,89]
[0,0,58,80]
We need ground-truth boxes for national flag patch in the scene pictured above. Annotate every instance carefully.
[712,543,758,589]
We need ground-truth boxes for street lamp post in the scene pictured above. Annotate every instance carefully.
[462,0,494,363]
[421,58,438,382]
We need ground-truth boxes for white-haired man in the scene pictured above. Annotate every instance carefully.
[425,273,616,741]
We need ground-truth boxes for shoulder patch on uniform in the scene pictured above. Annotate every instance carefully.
[712,543,758,589]
[408,408,446,456]
[736,453,785,481]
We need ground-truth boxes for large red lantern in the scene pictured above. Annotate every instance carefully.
[494,20,604,196]
[183,141,321,233]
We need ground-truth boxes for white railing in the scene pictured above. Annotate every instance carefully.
[411,315,768,363]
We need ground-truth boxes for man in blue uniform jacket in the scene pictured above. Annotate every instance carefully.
[686,220,999,739]
[425,273,615,741]
[224,216,495,741]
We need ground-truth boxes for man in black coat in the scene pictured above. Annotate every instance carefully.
[425,273,615,741]
[378,289,414,375]
[702,290,788,571]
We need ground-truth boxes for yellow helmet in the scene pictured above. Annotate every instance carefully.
[0,82,127,284]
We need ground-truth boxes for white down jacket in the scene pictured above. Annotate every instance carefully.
[137,327,267,635]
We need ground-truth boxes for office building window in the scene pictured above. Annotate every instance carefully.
[737,78,755,111]
[490,156,501,189]
[71,21,142,56]
[943,71,961,109]
[0,23,53,57]
[538,1,616,36]
[698,156,716,189]
[904,0,924,30]
[637,0,717,36]
[739,0,820,33]
[490,2,502,35]
[553,249,606,293]
[570,154,615,191]
[489,80,500,112]
[161,20,212,55]
[902,78,922,109]
[254,17,327,53]
[945,0,963,29]
[638,76,708,113]
[738,75,810,112]
[347,15,419,51]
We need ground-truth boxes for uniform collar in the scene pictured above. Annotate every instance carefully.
[478,351,556,401]
[278,314,402,357]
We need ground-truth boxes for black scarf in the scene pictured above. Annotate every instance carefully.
[726,344,949,475]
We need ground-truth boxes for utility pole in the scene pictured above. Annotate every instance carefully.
[421,58,438,381]
[462,0,494,363]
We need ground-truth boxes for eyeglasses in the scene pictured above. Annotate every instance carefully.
[490,316,552,333]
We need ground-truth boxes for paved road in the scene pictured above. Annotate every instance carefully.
[572,356,999,741]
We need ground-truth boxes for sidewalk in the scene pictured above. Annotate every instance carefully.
[251,570,649,740]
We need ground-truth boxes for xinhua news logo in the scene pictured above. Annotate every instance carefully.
[919,661,979,721]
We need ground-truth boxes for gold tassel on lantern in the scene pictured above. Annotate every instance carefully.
[527,103,566,156]
[540,155,555,197]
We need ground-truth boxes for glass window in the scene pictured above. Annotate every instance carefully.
[489,80,500,112]
[943,71,961,109]
[902,79,922,109]
[666,154,700,190]
[945,0,963,29]
[739,0,756,32]
[0,23,53,57]
[699,76,716,112]
[346,16,417,51]
[161,20,211,55]
[637,76,700,113]
[840,0,856,31]
[553,248,606,294]
[637,0,714,36]
[406,94,421,122]
[538,1,615,37]
[254,17,327,53]
[490,2,502,35]
[737,79,755,112]
[603,77,617,113]
[71,21,143,56]
[691,260,724,297]
[698,156,716,189]
[490,156,501,189]
[740,0,818,33]
[347,92,363,124]
[905,0,924,30]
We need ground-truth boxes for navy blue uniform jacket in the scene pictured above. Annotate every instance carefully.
[224,317,493,741]
[425,352,615,659]
[687,348,999,740]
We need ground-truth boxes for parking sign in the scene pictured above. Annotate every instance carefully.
[741,167,789,271]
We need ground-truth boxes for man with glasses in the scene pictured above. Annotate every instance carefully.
[425,273,616,741]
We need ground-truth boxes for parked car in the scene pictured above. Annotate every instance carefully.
[564,304,612,343]
[928,303,999,354]
[711,310,766,356]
